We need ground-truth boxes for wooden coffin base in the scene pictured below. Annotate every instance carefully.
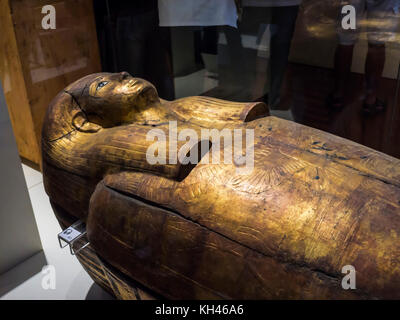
[76,244,158,300]
[52,201,159,300]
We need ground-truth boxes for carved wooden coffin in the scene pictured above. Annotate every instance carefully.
[42,72,400,299]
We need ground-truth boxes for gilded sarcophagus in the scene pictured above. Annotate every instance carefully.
[42,72,400,299]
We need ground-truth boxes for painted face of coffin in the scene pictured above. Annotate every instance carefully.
[66,72,160,130]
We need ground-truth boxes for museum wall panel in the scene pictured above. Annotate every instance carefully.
[0,0,101,166]
[0,80,42,276]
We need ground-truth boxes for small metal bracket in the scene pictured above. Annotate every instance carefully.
[58,220,89,255]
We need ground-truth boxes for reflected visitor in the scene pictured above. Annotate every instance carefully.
[330,0,399,115]
[113,0,175,100]
[245,0,302,109]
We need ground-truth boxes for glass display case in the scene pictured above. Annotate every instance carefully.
[1,0,400,302]
[92,0,400,158]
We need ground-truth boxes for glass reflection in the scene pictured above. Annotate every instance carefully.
[92,0,400,157]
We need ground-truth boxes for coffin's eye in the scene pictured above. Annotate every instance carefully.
[97,81,108,90]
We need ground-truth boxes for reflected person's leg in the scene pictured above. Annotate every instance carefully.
[269,5,299,109]
[251,10,272,102]
[331,0,365,109]
[365,43,385,105]
[362,0,396,113]
[146,25,175,100]
[333,44,355,101]
[116,15,147,78]
[222,26,246,87]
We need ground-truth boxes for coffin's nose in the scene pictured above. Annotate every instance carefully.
[119,71,130,81]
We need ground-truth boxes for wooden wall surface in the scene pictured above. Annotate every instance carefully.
[0,0,40,163]
[0,0,101,165]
